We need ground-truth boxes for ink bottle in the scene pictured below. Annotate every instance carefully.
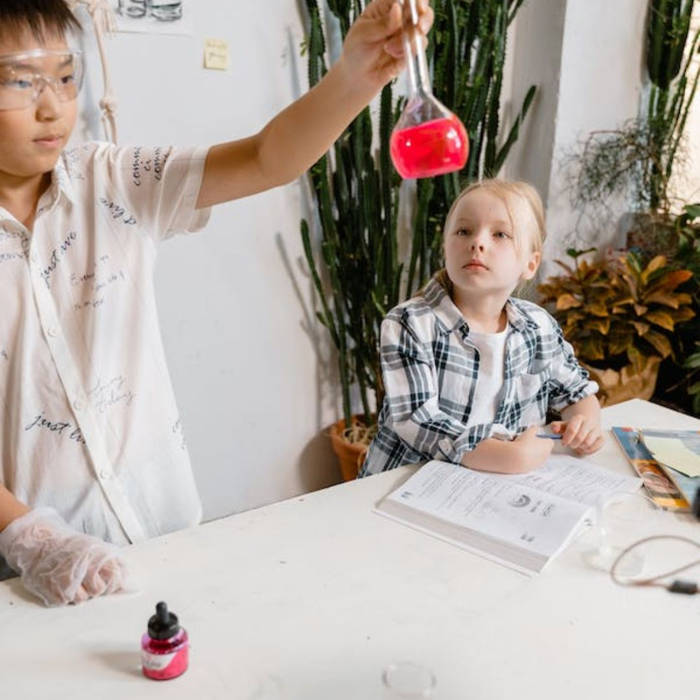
[141,601,189,680]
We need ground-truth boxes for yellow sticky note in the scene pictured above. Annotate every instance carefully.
[204,38,229,71]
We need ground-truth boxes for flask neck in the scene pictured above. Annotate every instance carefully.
[400,0,431,98]
[403,25,432,97]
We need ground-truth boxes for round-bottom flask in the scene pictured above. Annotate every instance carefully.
[390,0,469,179]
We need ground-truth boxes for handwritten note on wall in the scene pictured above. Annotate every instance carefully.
[204,38,229,71]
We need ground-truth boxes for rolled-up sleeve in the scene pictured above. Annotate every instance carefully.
[545,318,599,412]
[97,143,211,242]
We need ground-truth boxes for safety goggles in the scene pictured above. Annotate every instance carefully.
[0,49,84,111]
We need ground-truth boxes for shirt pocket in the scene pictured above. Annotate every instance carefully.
[513,369,550,424]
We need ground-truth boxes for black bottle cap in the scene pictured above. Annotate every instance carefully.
[147,601,181,640]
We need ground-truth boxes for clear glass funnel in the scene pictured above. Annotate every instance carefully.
[390,0,469,179]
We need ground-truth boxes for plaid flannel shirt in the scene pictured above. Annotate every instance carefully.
[360,277,598,476]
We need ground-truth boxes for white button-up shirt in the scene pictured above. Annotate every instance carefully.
[0,142,211,545]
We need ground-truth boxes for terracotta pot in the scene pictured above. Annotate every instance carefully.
[583,356,662,407]
[328,417,369,482]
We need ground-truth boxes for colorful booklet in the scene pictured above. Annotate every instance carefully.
[611,427,691,511]
[374,455,641,575]
[639,429,700,505]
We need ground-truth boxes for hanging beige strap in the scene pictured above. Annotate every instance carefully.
[67,0,119,144]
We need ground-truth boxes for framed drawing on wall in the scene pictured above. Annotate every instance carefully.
[114,0,193,35]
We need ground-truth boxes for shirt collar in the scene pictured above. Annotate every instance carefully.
[423,276,465,333]
[423,274,538,334]
[0,206,15,225]
[0,153,76,226]
[504,297,539,332]
[49,153,76,205]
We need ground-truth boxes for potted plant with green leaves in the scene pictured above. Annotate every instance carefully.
[300,0,535,479]
[538,248,695,406]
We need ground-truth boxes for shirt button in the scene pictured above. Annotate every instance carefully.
[73,400,84,412]
[30,252,38,263]
[100,470,111,480]
[47,327,58,338]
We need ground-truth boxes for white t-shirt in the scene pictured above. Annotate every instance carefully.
[0,142,211,545]
[465,324,509,433]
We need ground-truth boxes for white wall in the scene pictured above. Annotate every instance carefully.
[505,0,699,279]
[502,0,567,202]
[544,0,648,276]
[504,0,648,279]
[78,1,344,522]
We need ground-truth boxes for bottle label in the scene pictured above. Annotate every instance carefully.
[142,649,178,671]
[141,634,189,679]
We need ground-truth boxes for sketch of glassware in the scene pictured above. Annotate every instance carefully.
[117,0,147,18]
[147,0,183,21]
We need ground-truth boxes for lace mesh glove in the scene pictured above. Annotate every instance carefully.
[0,507,128,606]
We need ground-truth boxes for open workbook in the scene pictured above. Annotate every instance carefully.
[374,456,641,574]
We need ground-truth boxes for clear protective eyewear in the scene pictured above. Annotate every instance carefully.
[0,49,84,111]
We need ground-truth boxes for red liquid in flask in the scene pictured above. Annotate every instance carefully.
[390,115,469,179]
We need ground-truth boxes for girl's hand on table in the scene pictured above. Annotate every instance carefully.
[550,416,604,455]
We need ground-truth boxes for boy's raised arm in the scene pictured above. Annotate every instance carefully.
[196,0,433,209]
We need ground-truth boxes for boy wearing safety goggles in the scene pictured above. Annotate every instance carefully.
[0,0,434,605]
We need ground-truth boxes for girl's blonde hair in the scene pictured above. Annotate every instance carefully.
[434,178,547,295]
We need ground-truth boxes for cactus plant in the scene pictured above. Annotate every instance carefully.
[644,0,699,211]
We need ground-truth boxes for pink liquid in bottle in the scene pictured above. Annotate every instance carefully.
[141,601,189,681]
[390,114,469,179]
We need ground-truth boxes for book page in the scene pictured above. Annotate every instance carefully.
[384,461,590,560]
[508,455,641,506]
[378,457,642,572]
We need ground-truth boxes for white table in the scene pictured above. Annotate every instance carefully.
[1,399,698,699]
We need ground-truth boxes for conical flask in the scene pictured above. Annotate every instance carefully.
[390,0,469,179]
